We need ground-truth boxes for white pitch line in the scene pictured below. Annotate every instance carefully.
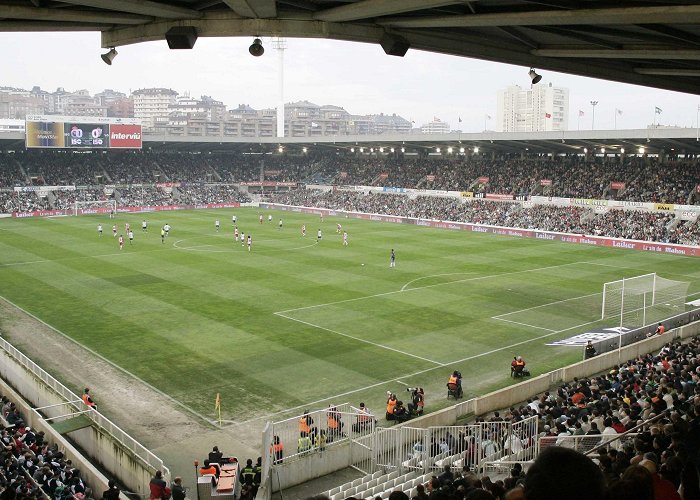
[234,315,607,426]
[274,312,444,365]
[400,272,476,292]
[492,291,601,319]
[0,294,214,425]
[492,317,557,332]
[275,261,590,315]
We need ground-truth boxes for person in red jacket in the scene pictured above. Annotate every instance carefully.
[149,471,169,500]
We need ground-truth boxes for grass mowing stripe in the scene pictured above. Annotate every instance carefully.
[0,294,216,425]
[1,208,699,423]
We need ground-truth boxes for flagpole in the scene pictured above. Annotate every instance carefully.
[696,105,699,142]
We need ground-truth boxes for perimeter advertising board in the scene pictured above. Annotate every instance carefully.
[25,115,141,149]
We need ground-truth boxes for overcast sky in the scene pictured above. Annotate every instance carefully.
[2,31,699,133]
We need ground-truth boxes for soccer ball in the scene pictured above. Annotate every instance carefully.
[361,263,365,266]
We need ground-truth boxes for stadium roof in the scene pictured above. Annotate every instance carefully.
[2,128,700,155]
[1,1,700,95]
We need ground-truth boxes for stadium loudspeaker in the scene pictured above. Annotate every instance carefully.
[101,48,117,65]
[529,68,542,84]
[166,27,198,49]
[380,33,410,57]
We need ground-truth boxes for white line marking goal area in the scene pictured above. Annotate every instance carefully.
[273,261,644,365]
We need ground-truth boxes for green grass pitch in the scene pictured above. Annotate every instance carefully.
[0,208,699,425]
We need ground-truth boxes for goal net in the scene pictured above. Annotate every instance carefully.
[602,273,690,328]
[73,199,117,216]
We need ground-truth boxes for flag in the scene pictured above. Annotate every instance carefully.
[578,110,584,117]
[616,109,623,115]
[458,117,462,123]
[545,112,552,118]
[215,393,221,410]
[655,107,662,114]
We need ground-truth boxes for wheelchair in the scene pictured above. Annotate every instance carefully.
[447,382,463,399]
[511,365,530,378]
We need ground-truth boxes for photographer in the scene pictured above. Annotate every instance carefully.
[393,400,410,423]
[407,388,425,417]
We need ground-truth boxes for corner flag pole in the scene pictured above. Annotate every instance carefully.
[215,393,222,426]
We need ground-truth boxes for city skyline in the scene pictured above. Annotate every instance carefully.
[2,31,699,132]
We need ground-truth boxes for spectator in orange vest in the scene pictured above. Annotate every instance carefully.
[82,388,97,410]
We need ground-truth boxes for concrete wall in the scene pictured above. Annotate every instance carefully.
[0,344,161,498]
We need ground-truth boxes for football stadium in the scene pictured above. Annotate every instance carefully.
[2,2,700,500]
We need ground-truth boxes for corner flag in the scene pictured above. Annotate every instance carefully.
[215,393,222,426]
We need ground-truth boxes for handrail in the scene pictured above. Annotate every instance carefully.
[0,337,170,478]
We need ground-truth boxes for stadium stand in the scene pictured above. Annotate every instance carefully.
[311,336,700,499]
[1,148,699,245]
[0,392,102,500]
[270,190,698,245]
[1,150,699,204]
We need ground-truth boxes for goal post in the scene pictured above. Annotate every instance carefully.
[73,199,117,216]
[602,273,655,320]
[602,273,690,328]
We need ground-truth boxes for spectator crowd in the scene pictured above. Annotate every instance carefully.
[0,150,698,245]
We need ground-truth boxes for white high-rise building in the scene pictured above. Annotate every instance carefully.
[496,83,569,132]
[132,88,178,130]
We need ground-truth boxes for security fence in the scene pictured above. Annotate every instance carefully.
[265,412,539,495]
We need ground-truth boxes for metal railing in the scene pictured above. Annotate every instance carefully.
[0,337,169,477]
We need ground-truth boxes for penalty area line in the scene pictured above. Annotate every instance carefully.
[233,314,607,427]
[275,261,592,315]
[273,311,444,366]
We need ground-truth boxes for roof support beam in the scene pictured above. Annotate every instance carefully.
[0,5,149,24]
[222,0,277,19]
[381,5,700,28]
[314,0,460,23]
[57,0,201,19]
[531,48,700,59]
[635,68,700,76]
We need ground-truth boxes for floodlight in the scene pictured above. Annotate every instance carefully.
[249,38,264,57]
[528,68,542,84]
[101,48,118,65]
[474,147,479,153]
[459,147,465,153]
[447,147,453,154]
